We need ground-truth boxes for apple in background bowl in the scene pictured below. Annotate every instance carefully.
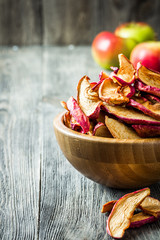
[115,22,155,44]
[130,41,160,72]
[91,31,136,69]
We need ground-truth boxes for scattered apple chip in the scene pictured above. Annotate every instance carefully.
[139,196,160,218]
[67,96,90,133]
[105,116,140,139]
[128,98,160,120]
[130,212,157,228]
[99,78,129,105]
[138,63,160,89]
[92,122,112,138]
[135,80,160,97]
[101,200,117,213]
[107,188,150,238]
[102,103,160,125]
[112,54,135,85]
[77,76,102,119]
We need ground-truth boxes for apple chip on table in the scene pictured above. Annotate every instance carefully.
[101,188,160,238]
[61,54,160,138]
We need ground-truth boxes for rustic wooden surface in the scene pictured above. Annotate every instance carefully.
[0,46,160,239]
[0,0,160,45]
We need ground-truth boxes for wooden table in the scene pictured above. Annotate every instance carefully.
[0,46,160,240]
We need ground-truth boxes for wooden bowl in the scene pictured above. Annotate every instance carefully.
[53,112,160,189]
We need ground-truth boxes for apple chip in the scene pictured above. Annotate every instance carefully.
[139,196,160,218]
[92,122,112,138]
[63,111,72,129]
[128,98,160,120]
[77,76,102,119]
[107,188,150,238]
[105,116,140,139]
[102,103,160,125]
[144,94,160,103]
[132,125,160,138]
[67,96,90,133]
[138,63,160,89]
[101,200,117,213]
[112,54,135,85]
[130,212,157,228]
[135,80,160,97]
[99,78,129,105]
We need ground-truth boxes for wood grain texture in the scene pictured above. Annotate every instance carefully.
[54,112,160,189]
[0,46,160,240]
[40,46,160,239]
[0,47,42,239]
[0,0,42,45]
[0,0,160,45]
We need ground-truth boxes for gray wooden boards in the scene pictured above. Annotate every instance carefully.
[0,46,160,239]
[0,0,160,45]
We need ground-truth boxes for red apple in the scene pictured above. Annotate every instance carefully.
[91,31,136,69]
[115,22,155,44]
[130,42,160,72]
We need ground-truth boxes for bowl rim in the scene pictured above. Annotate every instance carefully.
[54,111,160,144]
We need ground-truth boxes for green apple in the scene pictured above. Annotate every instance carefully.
[115,22,155,44]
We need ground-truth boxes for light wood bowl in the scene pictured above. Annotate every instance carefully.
[54,112,160,189]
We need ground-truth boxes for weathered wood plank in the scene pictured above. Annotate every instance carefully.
[39,46,160,240]
[0,47,42,239]
[43,0,160,45]
[0,1,42,45]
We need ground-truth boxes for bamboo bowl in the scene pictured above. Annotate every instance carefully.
[53,112,160,189]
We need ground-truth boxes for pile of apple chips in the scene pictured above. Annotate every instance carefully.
[61,54,160,138]
[101,188,160,238]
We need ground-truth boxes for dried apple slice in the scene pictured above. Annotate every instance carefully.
[63,111,72,128]
[143,93,160,103]
[130,212,157,228]
[135,80,160,97]
[102,103,160,125]
[112,54,135,86]
[110,66,119,74]
[132,125,160,138]
[101,200,117,213]
[138,63,160,89]
[99,78,129,105]
[128,98,160,120]
[107,188,150,238]
[77,76,102,119]
[67,96,90,133]
[122,85,135,98]
[92,122,112,138]
[105,116,141,139]
[140,196,160,218]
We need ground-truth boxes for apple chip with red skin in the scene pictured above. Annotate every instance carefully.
[139,196,160,218]
[132,125,160,138]
[135,80,160,97]
[105,116,140,139]
[107,188,150,238]
[128,97,160,120]
[92,122,112,138]
[99,78,129,105]
[67,96,90,134]
[130,212,157,228]
[102,103,160,125]
[137,63,160,89]
[77,76,102,119]
[112,54,135,86]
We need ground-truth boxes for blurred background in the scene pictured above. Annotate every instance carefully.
[0,0,160,46]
